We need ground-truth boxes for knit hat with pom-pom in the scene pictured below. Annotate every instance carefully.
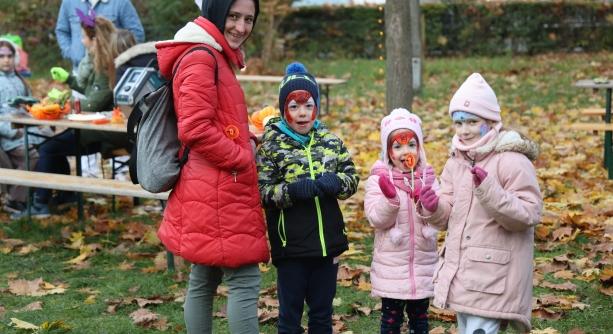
[278,62,320,114]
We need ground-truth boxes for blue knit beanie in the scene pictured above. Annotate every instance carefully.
[278,62,320,115]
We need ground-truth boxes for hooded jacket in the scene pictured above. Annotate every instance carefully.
[155,15,269,267]
[418,129,542,332]
[364,108,439,301]
[256,118,358,263]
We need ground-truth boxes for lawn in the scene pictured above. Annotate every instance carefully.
[1,52,612,333]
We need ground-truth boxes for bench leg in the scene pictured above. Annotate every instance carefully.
[605,88,612,179]
[74,129,84,226]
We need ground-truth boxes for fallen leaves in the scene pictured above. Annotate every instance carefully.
[8,278,66,297]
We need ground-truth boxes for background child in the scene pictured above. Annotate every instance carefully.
[418,73,542,334]
[257,62,359,334]
[0,38,50,214]
[364,108,439,334]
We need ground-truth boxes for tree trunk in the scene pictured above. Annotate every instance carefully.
[385,0,413,112]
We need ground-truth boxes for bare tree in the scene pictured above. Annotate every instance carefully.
[385,0,413,111]
[258,0,293,69]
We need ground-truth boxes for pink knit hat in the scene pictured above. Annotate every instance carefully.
[448,73,501,122]
[380,108,427,168]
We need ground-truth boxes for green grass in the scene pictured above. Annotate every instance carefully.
[4,52,613,333]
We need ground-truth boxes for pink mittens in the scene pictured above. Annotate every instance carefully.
[471,166,488,187]
[420,185,439,212]
[378,175,397,199]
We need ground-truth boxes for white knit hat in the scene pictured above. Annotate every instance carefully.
[448,73,501,122]
[380,108,427,168]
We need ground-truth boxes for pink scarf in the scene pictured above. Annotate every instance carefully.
[451,123,503,159]
[371,163,426,199]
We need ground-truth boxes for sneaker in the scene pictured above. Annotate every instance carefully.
[10,203,51,220]
[3,200,26,214]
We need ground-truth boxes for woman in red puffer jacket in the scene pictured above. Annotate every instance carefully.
[155,0,269,332]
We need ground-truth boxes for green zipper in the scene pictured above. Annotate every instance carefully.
[278,210,287,247]
[305,133,327,257]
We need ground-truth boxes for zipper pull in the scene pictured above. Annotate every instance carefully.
[232,171,237,182]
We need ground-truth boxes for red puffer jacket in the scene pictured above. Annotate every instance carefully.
[155,17,269,267]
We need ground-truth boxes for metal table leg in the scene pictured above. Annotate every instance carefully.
[74,129,84,224]
[24,125,31,221]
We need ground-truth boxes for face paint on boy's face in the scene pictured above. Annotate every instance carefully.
[452,111,489,145]
[284,90,317,135]
[388,129,419,172]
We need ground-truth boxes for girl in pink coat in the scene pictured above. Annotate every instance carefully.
[418,73,542,334]
[364,108,439,334]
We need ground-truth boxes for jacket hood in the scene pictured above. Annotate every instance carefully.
[454,130,539,161]
[114,41,158,68]
[156,17,245,80]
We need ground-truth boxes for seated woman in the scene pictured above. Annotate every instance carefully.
[21,10,130,218]
[0,38,51,215]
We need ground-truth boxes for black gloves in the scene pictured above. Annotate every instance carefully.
[287,178,322,201]
[316,172,341,196]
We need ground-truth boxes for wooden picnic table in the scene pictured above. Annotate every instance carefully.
[574,79,612,179]
[236,74,347,115]
[0,112,128,221]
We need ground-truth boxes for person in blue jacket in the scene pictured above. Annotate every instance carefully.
[55,0,145,70]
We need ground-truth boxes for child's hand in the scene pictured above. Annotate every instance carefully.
[420,185,439,212]
[50,67,69,83]
[412,165,436,201]
[315,172,341,196]
[287,178,322,201]
[378,175,397,199]
[471,166,488,187]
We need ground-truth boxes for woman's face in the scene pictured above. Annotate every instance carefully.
[81,28,94,52]
[0,46,15,73]
[224,0,255,49]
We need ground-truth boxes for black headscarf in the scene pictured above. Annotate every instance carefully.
[201,0,259,35]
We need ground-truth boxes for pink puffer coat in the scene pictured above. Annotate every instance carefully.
[365,160,439,300]
[418,130,542,332]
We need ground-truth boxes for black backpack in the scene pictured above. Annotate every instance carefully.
[127,46,217,193]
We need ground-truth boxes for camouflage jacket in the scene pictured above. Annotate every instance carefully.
[256,120,359,262]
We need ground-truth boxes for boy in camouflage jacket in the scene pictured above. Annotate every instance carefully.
[256,62,358,333]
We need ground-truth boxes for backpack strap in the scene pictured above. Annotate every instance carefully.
[171,45,218,84]
[170,45,219,166]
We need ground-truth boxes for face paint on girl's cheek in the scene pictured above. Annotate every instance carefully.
[479,123,490,137]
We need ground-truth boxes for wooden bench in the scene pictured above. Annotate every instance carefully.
[0,168,179,271]
[236,74,347,115]
[579,108,606,117]
[0,168,168,200]
[570,123,613,131]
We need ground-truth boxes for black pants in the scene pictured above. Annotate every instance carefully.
[380,297,429,334]
[275,257,338,334]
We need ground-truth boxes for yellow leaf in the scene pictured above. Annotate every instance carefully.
[9,317,39,330]
[84,295,96,304]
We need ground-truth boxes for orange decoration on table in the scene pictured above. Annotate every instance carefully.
[27,103,68,120]
[111,107,124,124]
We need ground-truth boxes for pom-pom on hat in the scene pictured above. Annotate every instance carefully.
[278,62,320,115]
[380,108,427,168]
[448,73,501,122]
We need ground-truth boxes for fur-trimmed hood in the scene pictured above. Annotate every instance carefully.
[114,41,158,68]
[452,130,539,162]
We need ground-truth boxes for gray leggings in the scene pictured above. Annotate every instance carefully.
[184,263,261,334]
